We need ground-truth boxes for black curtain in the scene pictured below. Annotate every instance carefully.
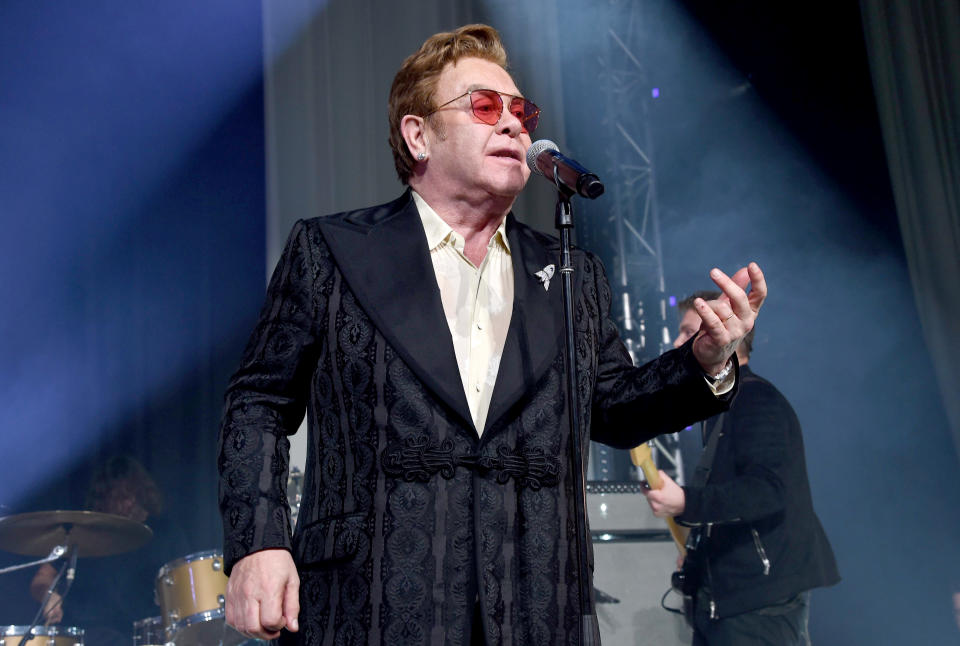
[860,0,960,460]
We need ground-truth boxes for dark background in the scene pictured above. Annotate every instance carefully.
[0,0,266,623]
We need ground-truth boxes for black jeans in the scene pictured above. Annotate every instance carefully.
[693,590,811,646]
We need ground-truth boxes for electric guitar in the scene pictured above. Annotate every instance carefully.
[629,443,689,556]
[671,528,703,624]
[630,442,699,623]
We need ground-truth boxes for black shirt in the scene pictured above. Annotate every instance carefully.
[59,514,189,646]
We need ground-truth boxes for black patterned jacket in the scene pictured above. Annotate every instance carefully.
[218,191,730,645]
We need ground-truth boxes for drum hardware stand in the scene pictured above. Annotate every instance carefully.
[0,510,151,644]
[0,543,69,643]
[21,544,78,644]
[0,544,67,576]
[593,587,621,604]
[218,616,229,646]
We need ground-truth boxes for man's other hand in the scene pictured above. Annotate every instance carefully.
[642,470,686,518]
[42,591,63,624]
[225,548,300,640]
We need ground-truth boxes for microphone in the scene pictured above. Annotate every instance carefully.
[526,140,604,199]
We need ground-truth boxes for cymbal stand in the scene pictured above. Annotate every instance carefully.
[22,542,78,644]
[0,544,68,576]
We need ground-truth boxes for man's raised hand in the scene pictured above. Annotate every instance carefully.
[691,262,766,376]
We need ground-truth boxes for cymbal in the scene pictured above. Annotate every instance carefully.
[0,510,153,557]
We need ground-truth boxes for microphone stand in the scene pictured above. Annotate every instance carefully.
[553,173,600,646]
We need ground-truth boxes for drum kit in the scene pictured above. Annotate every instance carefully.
[0,511,250,646]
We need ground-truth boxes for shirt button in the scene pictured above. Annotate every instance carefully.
[476,322,483,330]
[475,385,481,392]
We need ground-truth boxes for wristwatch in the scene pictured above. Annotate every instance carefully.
[706,359,733,385]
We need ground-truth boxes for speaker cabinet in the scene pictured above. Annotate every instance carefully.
[588,486,693,646]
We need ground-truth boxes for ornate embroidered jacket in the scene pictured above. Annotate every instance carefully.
[218,192,729,645]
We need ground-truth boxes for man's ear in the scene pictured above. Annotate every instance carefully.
[400,114,427,160]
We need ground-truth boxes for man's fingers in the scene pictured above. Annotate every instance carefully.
[710,268,752,319]
[224,579,244,631]
[226,568,283,640]
[709,267,744,305]
[729,266,751,291]
[45,605,63,624]
[694,297,727,339]
[242,604,262,638]
[711,262,766,315]
[747,262,767,313]
[259,586,286,634]
[224,551,292,640]
[283,576,301,632]
[644,487,667,506]
[235,596,265,638]
[658,469,675,487]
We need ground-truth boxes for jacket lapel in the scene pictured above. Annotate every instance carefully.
[317,193,473,430]
[483,217,574,437]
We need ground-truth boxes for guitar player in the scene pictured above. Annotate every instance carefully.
[642,291,840,645]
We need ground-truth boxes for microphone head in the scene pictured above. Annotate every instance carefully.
[526,139,560,175]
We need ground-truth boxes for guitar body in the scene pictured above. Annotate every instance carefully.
[671,528,704,625]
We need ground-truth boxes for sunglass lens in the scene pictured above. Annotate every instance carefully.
[470,90,503,125]
[523,100,539,134]
[508,97,540,134]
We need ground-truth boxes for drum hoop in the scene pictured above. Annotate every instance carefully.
[156,549,223,578]
[133,616,164,628]
[164,608,225,636]
[2,625,84,637]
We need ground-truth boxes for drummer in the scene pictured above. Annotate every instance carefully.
[29,456,188,646]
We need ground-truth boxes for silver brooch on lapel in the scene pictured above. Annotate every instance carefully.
[535,264,555,292]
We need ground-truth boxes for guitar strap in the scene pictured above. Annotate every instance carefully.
[692,374,760,488]
[671,413,726,624]
[690,412,725,489]
[675,376,760,622]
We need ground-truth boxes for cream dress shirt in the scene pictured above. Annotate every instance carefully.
[413,191,514,436]
[411,192,732,436]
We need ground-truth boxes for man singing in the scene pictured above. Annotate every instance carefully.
[218,24,766,645]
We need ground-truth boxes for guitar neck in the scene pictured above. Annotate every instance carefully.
[629,445,689,557]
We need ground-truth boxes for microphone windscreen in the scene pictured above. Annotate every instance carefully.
[526,139,560,175]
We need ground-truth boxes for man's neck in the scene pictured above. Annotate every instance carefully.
[411,185,513,266]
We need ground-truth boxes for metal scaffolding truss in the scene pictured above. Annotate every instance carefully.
[585,4,686,486]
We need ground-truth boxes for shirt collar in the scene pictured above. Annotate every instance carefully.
[411,190,511,254]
